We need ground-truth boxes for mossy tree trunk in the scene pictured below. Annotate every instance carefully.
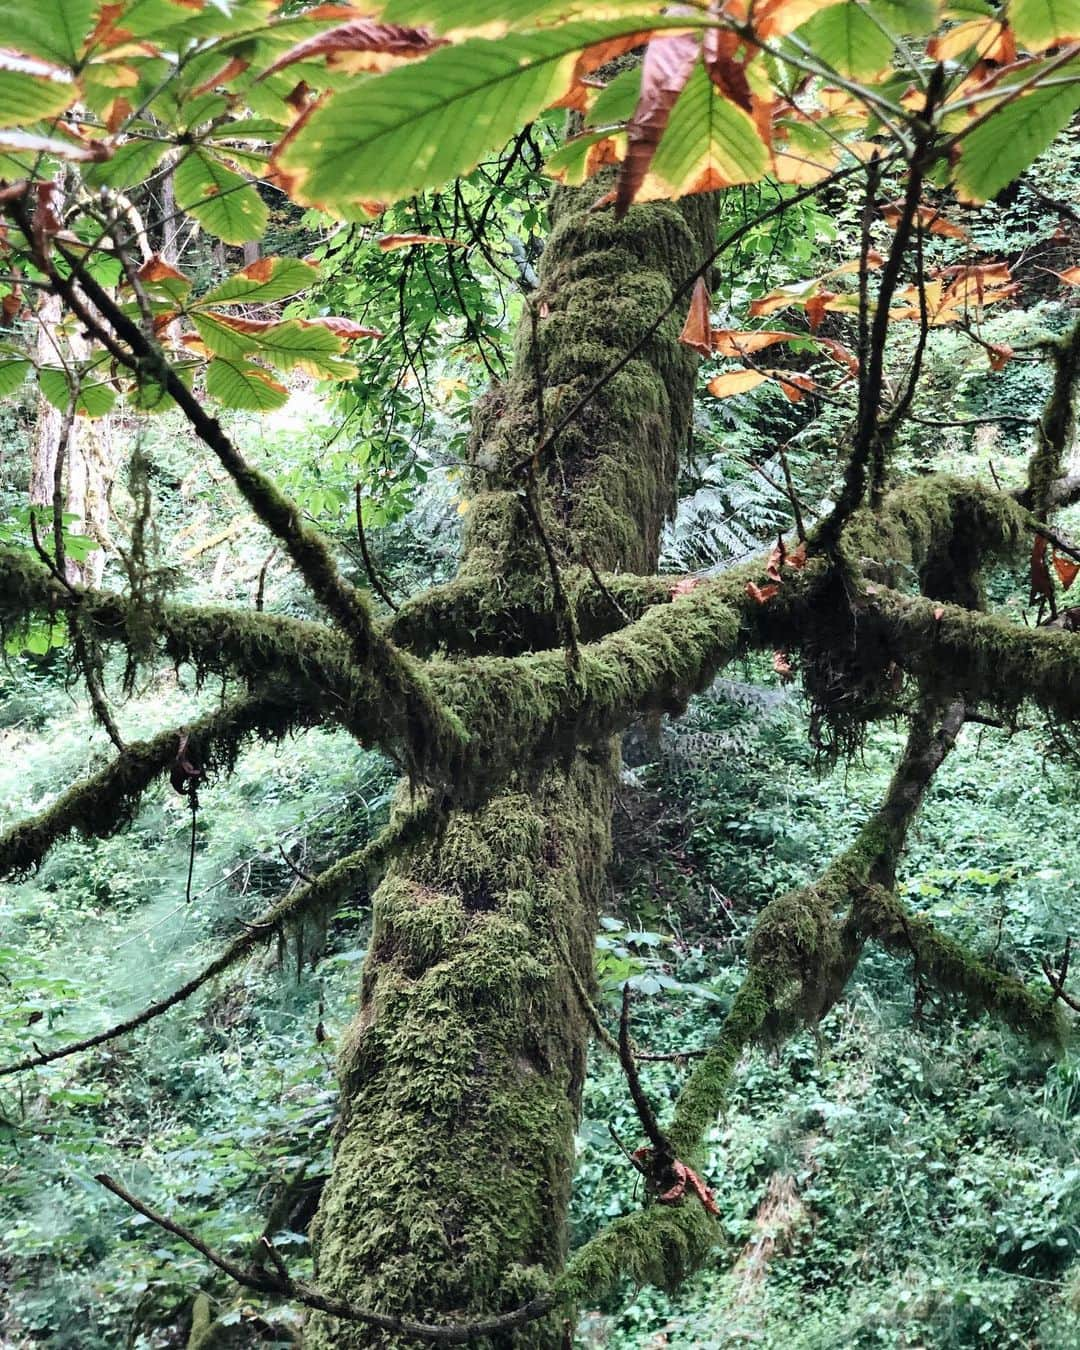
[306,189,719,1346]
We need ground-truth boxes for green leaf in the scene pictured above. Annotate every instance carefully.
[231,320,346,375]
[376,0,654,33]
[0,0,94,64]
[1011,0,1080,50]
[205,358,289,411]
[173,149,268,244]
[37,367,118,419]
[647,62,770,198]
[0,50,77,129]
[545,129,624,186]
[197,257,320,307]
[0,359,30,397]
[797,3,896,80]
[273,18,686,210]
[191,312,258,361]
[871,0,938,34]
[954,74,1080,202]
[584,64,641,127]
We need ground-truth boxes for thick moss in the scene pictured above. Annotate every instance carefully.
[306,752,615,1349]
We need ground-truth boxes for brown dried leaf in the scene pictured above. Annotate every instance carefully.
[678,275,712,357]
[880,200,969,239]
[746,581,780,604]
[707,369,768,398]
[1053,552,1080,592]
[1031,534,1054,603]
[377,233,464,251]
[261,20,446,80]
[615,30,700,218]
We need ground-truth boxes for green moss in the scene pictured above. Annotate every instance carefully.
[1027,318,1080,520]
[307,751,617,1349]
[858,886,1065,1045]
[0,693,315,879]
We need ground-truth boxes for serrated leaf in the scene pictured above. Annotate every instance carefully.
[37,367,117,418]
[191,312,258,361]
[872,0,938,34]
[584,63,641,126]
[545,128,624,185]
[83,136,167,190]
[954,75,1080,202]
[197,256,320,307]
[262,18,444,79]
[641,61,770,202]
[0,49,77,129]
[798,2,896,80]
[173,149,268,244]
[272,18,690,210]
[0,359,30,396]
[1012,0,1080,49]
[376,1,660,36]
[205,358,289,411]
[0,0,94,64]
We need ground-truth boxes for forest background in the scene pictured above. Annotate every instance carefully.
[0,2,1078,1348]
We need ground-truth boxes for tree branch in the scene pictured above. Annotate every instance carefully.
[0,694,320,879]
[94,1175,554,1344]
[0,805,432,1076]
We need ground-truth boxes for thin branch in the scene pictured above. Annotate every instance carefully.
[619,985,671,1159]
[95,1175,554,1343]
[354,483,399,613]
[0,805,431,1077]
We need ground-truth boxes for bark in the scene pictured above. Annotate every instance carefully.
[307,187,719,1345]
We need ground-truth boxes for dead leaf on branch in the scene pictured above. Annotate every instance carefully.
[1054,553,1080,592]
[677,275,712,357]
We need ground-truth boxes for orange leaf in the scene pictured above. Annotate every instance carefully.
[746,581,780,604]
[377,234,464,250]
[770,370,816,403]
[1053,553,1080,592]
[1030,534,1054,603]
[678,276,712,357]
[804,291,834,331]
[192,53,250,95]
[261,20,446,79]
[880,201,969,240]
[707,369,767,398]
[710,328,803,357]
[137,255,189,285]
[988,342,1013,371]
[305,315,384,340]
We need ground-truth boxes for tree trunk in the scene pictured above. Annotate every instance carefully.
[307,187,719,1345]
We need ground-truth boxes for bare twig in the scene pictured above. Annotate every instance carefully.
[619,985,671,1160]
[354,483,399,612]
[95,1175,555,1343]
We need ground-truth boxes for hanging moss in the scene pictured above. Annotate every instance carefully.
[857,886,1065,1045]
[1025,318,1080,521]
[0,692,317,879]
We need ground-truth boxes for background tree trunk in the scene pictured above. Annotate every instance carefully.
[307,188,719,1345]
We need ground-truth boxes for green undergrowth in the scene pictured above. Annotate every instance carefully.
[572,669,1080,1349]
[0,658,394,1348]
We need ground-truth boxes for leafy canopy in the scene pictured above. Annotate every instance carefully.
[0,0,1076,420]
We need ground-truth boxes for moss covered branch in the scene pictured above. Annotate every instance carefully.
[0,804,434,1077]
[0,693,321,879]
